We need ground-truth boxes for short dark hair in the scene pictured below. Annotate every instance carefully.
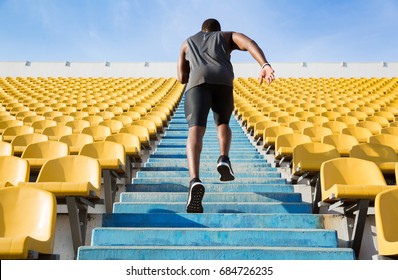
[201,18,221,32]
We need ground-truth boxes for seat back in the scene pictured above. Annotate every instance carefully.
[368,134,398,153]
[375,187,398,256]
[0,141,13,156]
[65,120,91,133]
[293,142,340,173]
[302,126,332,142]
[105,133,141,155]
[42,125,73,140]
[275,133,311,152]
[342,126,373,143]
[79,141,126,167]
[350,143,398,163]
[58,133,94,154]
[2,125,34,141]
[81,125,112,141]
[0,186,57,258]
[21,140,69,159]
[320,158,387,195]
[322,121,348,134]
[37,155,101,191]
[0,156,29,187]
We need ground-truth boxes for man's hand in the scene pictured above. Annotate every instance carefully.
[258,65,275,85]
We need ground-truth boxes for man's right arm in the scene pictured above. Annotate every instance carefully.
[230,32,275,85]
[177,41,190,84]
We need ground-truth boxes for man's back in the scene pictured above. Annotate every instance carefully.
[185,31,234,91]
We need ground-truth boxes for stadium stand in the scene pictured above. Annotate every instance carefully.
[1,73,398,260]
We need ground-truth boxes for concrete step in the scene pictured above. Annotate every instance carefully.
[101,213,327,229]
[112,202,312,214]
[77,246,355,260]
[143,162,272,169]
[125,183,295,193]
[131,177,286,185]
[139,165,276,172]
[89,228,339,248]
[119,192,302,203]
[135,171,281,179]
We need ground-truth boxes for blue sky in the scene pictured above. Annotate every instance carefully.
[0,0,397,63]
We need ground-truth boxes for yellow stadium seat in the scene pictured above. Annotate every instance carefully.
[21,140,69,173]
[342,126,373,143]
[0,186,56,259]
[320,157,395,257]
[369,134,398,154]
[69,111,89,120]
[336,116,359,128]
[2,125,34,142]
[0,115,16,122]
[381,126,398,136]
[81,125,112,141]
[141,115,164,133]
[18,155,101,256]
[288,120,314,134]
[95,111,115,120]
[0,156,29,187]
[53,115,75,125]
[355,121,382,135]
[65,120,91,134]
[253,120,279,141]
[58,133,94,155]
[306,116,329,126]
[31,119,57,134]
[322,133,359,157]
[99,119,124,134]
[321,111,342,121]
[274,133,311,164]
[79,141,126,213]
[263,125,293,153]
[105,133,142,182]
[0,141,13,156]
[82,115,104,126]
[302,126,333,142]
[120,125,151,149]
[348,111,368,121]
[322,121,348,134]
[11,133,49,156]
[112,115,133,127]
[350,143,398,175]
[0,119,23,134]
[132,120,158,140]
[375,187,398,258]
[42,125,73,141]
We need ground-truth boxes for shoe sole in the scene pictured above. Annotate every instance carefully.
[186,182,205,213]
[217,162,235,182]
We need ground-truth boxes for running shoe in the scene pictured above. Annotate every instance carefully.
[186,178,205,213]
[217,155,235,181]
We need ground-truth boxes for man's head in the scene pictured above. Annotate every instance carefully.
[201,18,221,32]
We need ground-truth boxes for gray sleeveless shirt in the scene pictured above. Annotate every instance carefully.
[185,31,234,91]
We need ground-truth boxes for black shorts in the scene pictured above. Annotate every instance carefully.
[184,84,234,128]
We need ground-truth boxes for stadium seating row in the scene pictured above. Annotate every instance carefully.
[0,77,184,259]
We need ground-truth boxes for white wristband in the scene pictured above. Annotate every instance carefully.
[261,63,271,69]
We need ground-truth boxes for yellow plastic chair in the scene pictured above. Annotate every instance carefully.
[58,133,94,155]
[253,120,279,141]
[65,119,91,134]
[320,157,394,257]
[141,115,164,133]
[306,116,329,126]
[11,133,49,156]
[132,120,158,140]
[81,125,112,141]
[369,134,398,154]
[0,156,30,187]
[42,125,73,141]
[31,119,57,134]
[0,141,13,156]
[22,115,45,126]
[0,119,23,134]
[263,125,293,153]
[322,121,348,134]
[350,143,398,175]
[105,133,142,182]
[355,121,382,135]
[112,115,133,127]
[321,111,342,121]
[302,126,333,142]
[79,141,126,213]
[21,141,69,172]
[18,155,101,256]
[2,125,35,142]
[82,115,104,126]
[342,126,373,143]
[288,121,314,134]
[381,126,398,136]
[0,186,57,259]
[120,125,151,149]
[348,111,368,121]
[322,133,359,157]
[336,116,359,128]
[375,187,398,258]
[52,115,75,125]
[274,133,311,163]
[366,115,390,128]
[99,119,124,134]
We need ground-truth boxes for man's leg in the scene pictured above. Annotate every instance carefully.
[217,123,231,157]
[186,126,206,213]
[186,125,206,180]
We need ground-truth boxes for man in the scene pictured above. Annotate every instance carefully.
[177,18,275,213]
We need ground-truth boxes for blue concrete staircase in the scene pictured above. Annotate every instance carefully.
[77,97,355,260]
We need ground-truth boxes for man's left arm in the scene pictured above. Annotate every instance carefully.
[177,41,190,84]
